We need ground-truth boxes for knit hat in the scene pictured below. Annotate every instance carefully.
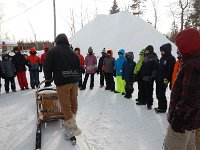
[13,46,20,52]
[175,28,200,56]
[145,45,154,53]
[102,48,106,53]
[88,47,93,53]
[125,52,134,60]
[160,43,172,52]
[30,47,36,53]
[107,50,113,56]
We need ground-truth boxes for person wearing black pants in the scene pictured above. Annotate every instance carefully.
[136,45,159,110]
[155,43,176,113]
[82,73,94,89]
[4,77,16,92]
[98,48,106,87]
[104,73,115,91]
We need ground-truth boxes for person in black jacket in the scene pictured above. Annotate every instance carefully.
[136,45,159,110]
[12,47,29,90]
[97,48,106,87]
[155,43,176,113]
[43,33,81,140]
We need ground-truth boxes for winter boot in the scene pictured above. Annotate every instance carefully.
[63,117,82,139]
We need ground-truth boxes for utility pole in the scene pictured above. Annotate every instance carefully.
[53,0,56,40]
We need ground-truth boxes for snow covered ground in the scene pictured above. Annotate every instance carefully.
[0,72,170,150]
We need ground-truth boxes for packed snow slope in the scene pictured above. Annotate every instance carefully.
[0,73,170,150]
[69,11,177,58]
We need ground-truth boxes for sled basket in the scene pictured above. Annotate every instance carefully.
[35,80,64,122]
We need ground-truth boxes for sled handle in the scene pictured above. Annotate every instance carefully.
[36,80,54,93]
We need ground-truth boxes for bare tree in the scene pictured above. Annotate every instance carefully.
[150,0,159,29]
[28,20,38,49]
[68,8,76,36]
[179,0,190,31]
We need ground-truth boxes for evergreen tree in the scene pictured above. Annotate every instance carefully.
[130,0,146,16]
[189,0,200,29]
[110,0,120,14]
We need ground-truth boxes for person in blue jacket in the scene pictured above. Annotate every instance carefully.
[122,52,136,99]
[114,49,126,94]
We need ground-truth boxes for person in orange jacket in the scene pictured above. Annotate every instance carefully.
[171,51,182,89]
[74,47,85,88]
[27,47,42,89]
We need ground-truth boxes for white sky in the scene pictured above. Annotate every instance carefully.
[0,0,177,42]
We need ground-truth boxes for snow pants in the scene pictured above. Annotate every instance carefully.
[164,125,196,150]
[156,81,167,110]
[100,71,105,86]
[104,73,115,91]
[56,83,78,121]
[115,76,125,93]
[29,70,40,88]
[82,73,94,88]
[196,128,200,150]
[17,71,28,89]
[125,82,134,97]
[4,76,16,92]
[137,80,144,102]
[78,73,83,88]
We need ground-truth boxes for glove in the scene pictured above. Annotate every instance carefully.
[164,78,169,87]
[14,72,17,77]
[39,65,43,72]
[171,113,185,133]
[44,81,52,87]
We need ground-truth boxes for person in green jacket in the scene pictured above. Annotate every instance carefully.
[133,49,145,102]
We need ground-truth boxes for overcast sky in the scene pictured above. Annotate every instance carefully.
[0,0,177,42]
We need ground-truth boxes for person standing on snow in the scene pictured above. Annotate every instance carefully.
[97,48,106,87]
[74,47,85,88]
[1,53,17,93]
[136,45,159,110]
[163,28,200,150]
[155,43,176,113]
[103,49,115,92]
[27,47,42,89]
[43,33,81,140]
[114,49,126,94]
[171,51,182,90]
[80,47,97,90]
[0,59,3,94]
[122,52,136,99]
[11,47,29,90]
[133,49,145,102]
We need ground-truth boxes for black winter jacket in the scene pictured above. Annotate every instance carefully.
[43,36,80,86]
[12,53,28,72]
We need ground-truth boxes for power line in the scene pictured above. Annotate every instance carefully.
[0,0,46,24]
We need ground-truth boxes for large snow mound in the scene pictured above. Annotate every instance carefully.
[69,11,177,59]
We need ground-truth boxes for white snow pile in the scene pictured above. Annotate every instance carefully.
[69,11,177,58]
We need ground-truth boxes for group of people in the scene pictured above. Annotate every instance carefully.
[0,28,199,150]
[0,46,50,94]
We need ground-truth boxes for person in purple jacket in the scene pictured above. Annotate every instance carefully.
[80,47,97,90]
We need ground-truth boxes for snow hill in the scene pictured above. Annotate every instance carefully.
[0,72,170,150]
[69,11,177,59]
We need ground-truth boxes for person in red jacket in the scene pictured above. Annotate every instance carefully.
[27,47,42,89]
[164,28,200,150]
[74,47,85,88]
[40,45,49,65]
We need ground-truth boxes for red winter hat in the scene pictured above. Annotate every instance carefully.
[175,28,200,56]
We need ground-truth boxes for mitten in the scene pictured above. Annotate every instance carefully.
[164,78,169,87]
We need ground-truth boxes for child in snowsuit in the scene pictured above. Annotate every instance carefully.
[137,45,159,110]
[11,47,29,90]
[98,48,106,87]
[155,43,176,113]
[27,48,42,89]
[133,49,145,101]
[80,47,97,90]
[103,50,115,91]
[114,49,126,94]
[1,54,16,93]
[122,52,136,99]
[74,47,85,88]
